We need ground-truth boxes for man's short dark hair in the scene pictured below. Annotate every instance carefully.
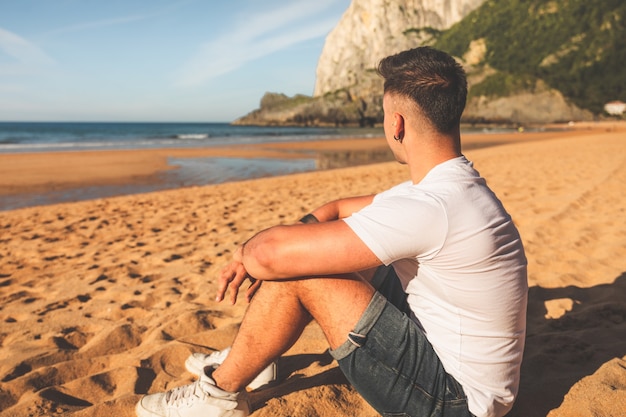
[377,47,467,134]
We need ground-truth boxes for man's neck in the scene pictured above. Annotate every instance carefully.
[408,132,462,183]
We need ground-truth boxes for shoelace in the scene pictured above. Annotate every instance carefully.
[164,381,205,407]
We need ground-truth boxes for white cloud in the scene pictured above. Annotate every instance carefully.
[42,15,150,36]
[42,0,194,36]
[174,0,342,87]
[0,27,55,72]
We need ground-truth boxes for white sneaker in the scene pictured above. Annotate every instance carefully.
[136,373,249,417]
[185,347,277,391]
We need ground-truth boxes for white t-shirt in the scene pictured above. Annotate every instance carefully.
[344,156,528,417]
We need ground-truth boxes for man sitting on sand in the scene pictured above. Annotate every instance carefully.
[136,46,528,417]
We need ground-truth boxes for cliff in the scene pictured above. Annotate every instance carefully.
[313,0,485,98]
[234,0,483,127]
[234,0,623,126]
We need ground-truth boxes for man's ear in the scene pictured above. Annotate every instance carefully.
[394,113,405,141]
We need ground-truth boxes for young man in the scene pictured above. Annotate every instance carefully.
[136,47,528,417]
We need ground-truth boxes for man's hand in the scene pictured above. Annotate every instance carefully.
[216,246,261,304]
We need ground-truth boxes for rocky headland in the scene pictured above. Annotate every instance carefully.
[234,0,623,126]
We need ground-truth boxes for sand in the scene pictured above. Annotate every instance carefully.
[0,122,624,416]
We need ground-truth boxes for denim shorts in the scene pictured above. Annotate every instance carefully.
[330,266,473,417]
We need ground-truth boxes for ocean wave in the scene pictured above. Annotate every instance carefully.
[175,134,209,140]
[0,138,20,145]
[0,142,114,151]
[0,140,168,153]
[0,122,385,154]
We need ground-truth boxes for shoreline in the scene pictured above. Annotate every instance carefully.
[2,122,622,211]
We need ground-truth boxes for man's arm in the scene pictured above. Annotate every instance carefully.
[215,194,379,303]
[240,194,378,279]
[241,219,381,280]
[307,195,375,222]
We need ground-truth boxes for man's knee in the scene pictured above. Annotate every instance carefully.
[254,275,374,319]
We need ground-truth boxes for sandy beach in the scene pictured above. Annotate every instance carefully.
[0,122,625,416]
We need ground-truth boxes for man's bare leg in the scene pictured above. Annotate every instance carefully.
[213,274,376,393]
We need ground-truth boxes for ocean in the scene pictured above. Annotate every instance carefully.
[0,122,385,211]
[0,122,383,154]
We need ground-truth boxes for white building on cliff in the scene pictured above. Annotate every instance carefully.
[604,101,626,116]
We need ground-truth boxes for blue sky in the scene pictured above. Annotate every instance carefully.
[0,0,351,122]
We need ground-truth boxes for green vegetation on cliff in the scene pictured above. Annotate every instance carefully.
[435,0,626,113]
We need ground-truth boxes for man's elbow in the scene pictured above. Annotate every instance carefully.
[241,230,286,280]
